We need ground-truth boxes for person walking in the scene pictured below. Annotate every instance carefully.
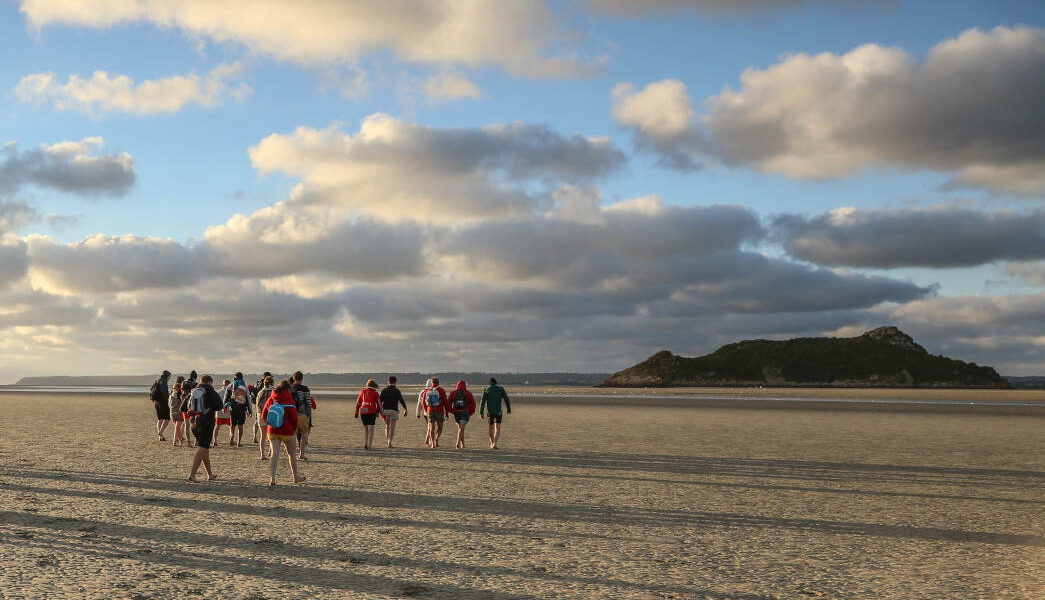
[169,375,186,446]
[149,370,171,442]
[416,378,434,447]
[186,375,223,483]
[447,380,476,450]
[254,375,275,460]
[354,379,381,450]
[379,376,408,448]
[228,372,251,447]
[291,371,316,461]
[213,379,233,445]
[261,380,306,486]
[480,377,512,450]
[424,378,448,448]
[252,371,272,443]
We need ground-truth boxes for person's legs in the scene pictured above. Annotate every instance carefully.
[188,447,204,481]
[435,419,443,447]
[456,420,467,449]
[366,425,375,449]
[492,423,502,449]
[258,424,268,460]
[425,420,434,447]
[284,438,305,483]
[201,449,214,479]
[488,422,496,448]
[298,416,310,460]
[269,437,281,485]
[158,417,170,440]
[384,415,392,446]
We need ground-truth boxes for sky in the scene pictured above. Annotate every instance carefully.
[1,0,1044,382]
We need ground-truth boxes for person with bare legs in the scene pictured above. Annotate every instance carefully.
[416,379,433,447]
[261,380,305,485]
[213,379,232,447]
[186,375,223,483]
[149,370,171,442]
[379,376,408,448]
[254,375,274,460]
[424,378,448,448]
[228,372,251,447]
[252,372,271,443]
[355,379,381,450]
[291,371,316,461]
[181,371,198,447]
[169,376,186,446]
[480,377,512,450]
[447,380,476,450]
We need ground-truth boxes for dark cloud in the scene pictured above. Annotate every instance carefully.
[0,138,135,198]
[774,207,1045,268]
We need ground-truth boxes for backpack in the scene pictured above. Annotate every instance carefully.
[266,403,286,428]
[149,380,165,402]
[359,390,378,415]
[234,384,249,405]
[452,392,467,411]
[189,386,209,416]
[424,388,441,409]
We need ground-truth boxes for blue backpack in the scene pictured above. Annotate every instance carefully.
[266,403,286,428]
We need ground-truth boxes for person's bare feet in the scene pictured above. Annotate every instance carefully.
[298,454,307,461]
[158,435,166,442]
[236,442,242,448]
[269,480,277,486]
[294,475,306,483]
[207,474,218,481]
[186,475,198,483]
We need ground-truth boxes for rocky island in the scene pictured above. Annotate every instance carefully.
[602,326,1009,388]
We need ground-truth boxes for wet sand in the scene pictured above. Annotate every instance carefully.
[0,390,1042,599]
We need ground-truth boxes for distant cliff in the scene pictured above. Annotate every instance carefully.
[602,327,1009,388]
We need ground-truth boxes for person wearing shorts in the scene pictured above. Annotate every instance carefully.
[254,376,275,460]
[291,371,316,461]
[169,376,186,446]
[480,377,512,450]
[416,378,433,447]
[187,375,223,483]
[379,376,408,448]
[447,380,476,450]
[213,379,232,446]
[355,379,381,450]
[149,370,171,442]
[228,372,251,447]
[423,378,448,448]
[261,380,305,486]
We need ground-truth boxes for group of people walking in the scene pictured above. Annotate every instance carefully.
[147,371,512,485]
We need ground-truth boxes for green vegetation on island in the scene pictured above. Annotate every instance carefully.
[601,327,1009,388]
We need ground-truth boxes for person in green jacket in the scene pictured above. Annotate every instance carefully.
[479,377,512,450]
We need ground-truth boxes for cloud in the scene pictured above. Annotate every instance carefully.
[247,114,626,221]
[14,63,252,115]
[0,201,40,233]
[19,0,596,78]
[423,71,481,101]
[26,234,203,294]
[613,26,1045,194]
[774,206,1045,268]
[0,137,135,197]
[1008,262,1045,286]
[0,240,29,284]
[587,0,811,15]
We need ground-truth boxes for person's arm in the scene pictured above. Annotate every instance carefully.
[503,388,511,414]
[397,389,407,415]
[479,389,487,418]
[354,391,362,418]
[468,392,476,415]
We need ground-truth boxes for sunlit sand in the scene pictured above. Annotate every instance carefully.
[1,390,1042,599]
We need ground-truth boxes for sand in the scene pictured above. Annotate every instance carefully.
[0,389,1042,599]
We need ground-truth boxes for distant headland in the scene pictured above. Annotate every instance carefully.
[601,327,1010,389]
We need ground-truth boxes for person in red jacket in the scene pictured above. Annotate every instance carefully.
[261,380,306,486]
[354,379,381,450]
[447,380,476,450]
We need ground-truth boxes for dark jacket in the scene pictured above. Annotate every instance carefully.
[380,385,407,411]
[191,383,223,428]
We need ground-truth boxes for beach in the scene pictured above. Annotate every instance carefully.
[1,389,1043,599]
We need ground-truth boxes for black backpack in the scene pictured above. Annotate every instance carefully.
[149,380,165,402]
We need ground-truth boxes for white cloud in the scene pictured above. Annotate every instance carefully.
[613,26,1045,194]
[587,0,811,14]
[19,0,596,78]
[15,63,251,115]
[423,71,481,101]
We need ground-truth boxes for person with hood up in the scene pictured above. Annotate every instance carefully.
[149,370,172,442]
[480,377,512,450]
[447,380,476,450]
[261,380,305,485]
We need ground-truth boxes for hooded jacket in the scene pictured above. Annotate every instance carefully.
[447,380,476,415]
[262,388,299,437]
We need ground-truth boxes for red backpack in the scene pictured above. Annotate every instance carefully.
[359,389,379,415]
